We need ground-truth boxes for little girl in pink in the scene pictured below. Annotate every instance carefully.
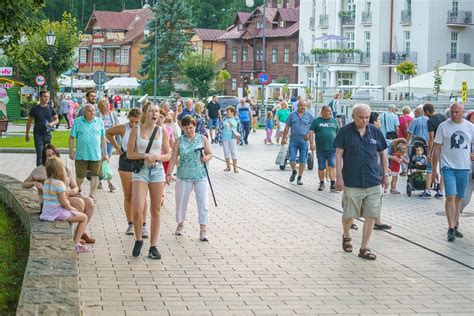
[264,111,274,145]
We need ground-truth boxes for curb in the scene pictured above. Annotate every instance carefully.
[0,148,69,154]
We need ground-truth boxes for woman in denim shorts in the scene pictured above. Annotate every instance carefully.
[127,103,171,259]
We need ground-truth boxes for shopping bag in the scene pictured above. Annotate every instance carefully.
[101,160,113,180]
[275,145,288,165]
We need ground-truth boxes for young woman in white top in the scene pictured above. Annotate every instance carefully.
[106,108,148,237]
[127,103,171,259]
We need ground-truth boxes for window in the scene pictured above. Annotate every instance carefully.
[93,49,102,63]
[307,72,313,87]
[405,0,412,11]
[345,32,355,50]
[271,47,278,63]
[404,31,410,54]
[364,72,370,85]
[106,49,113,63]
[283,46,290,63]
[79,49,87,64]
[256,48,263,62]
[323,0,328,14]
[337,72,354,86]
[232,78,237,91]
[321,71,327,87]
[452,1,459,14]
[364,31,371,58]
[348,0,356,11]
[115,49,120,64]
[366,1,372,11]
[120,47,130,65]
[256,21,264,29]
[279,20,285,27]
[232,47,238,63]
[242,47,248,61]
[238,24,243,31]
[451,32,458,57]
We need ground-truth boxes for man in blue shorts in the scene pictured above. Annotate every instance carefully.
[206,96,221,143]
[281,99,314,185]
[432,102,474,242]
[308,105,338,191]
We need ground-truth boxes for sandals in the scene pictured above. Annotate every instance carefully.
[75,243,90,253]
[374,223,392,230]
[358,248,376,260]
[342,235,353,252]
[81,233,96,244]
[223,168,231,172]
[175,223,184,236]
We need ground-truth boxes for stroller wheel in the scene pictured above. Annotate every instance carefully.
[407,182,413,197]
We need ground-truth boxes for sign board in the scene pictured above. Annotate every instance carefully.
[34,75,46,86]
[462,81,468,102]
[93,71,108,85]
[21,86,35,95]
[0,67,13,77]
[257,72,271,85]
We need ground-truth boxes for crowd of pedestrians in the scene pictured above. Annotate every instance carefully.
[22,89,473,260]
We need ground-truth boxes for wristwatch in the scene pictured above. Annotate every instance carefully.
[384,173,390,177]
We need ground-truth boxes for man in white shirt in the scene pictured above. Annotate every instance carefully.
[432,102,474,242]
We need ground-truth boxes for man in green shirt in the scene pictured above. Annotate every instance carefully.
[308,105,338,191]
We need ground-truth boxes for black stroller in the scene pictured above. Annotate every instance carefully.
[406,137,428,196]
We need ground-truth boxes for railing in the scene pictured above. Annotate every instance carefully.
[319,14,329,28]
[361,10,372,24]
[400,10,411,24]
[446,53,471,65]
[341,15,355,26]
[382,51,417,65]
[309,16,316,30]
[294,53,369,65]
[446,10,473,25]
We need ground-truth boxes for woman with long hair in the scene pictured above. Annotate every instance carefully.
[98,98,119,192]
[127,103,171,259]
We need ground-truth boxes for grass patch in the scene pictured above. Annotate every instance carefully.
[0,131,70,148]
[0,203,29,315]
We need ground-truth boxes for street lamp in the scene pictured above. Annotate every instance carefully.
[45,27,56,99]
[314,63,328,103]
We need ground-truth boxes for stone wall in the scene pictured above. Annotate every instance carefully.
[0,174,80,315]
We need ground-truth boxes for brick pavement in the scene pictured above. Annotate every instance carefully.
[0,143,473,315]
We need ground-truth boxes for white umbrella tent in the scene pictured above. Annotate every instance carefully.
[103,77,140,90]
[388,63,474,97]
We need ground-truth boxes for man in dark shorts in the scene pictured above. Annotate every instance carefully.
[25,91,59,166]
[206,96,221,143]
[334,104,389,260]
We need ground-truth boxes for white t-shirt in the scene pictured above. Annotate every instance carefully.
[434,119,474,170]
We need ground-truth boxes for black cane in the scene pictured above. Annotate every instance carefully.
[195,147,217,207]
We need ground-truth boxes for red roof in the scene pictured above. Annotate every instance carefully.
[237,12,251,24]
[278,8,299,22]
[193,28,226,41]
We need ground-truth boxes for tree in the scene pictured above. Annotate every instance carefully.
[214,69,231,94]
[0,0,46,52]
[181,52,217,98]
[395,61,417,100]
[433,61,443,99]
[140,0,193,96]
[7,13,80,101]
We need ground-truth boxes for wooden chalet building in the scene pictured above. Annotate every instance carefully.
[218,0,300,95]
[77,7,153,80]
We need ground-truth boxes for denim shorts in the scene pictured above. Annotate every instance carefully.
[208,118,220,129]
[441,167,469,199]
[289,138,309,164]
[426,162,432,174]
[316,149,336,170]
[132,164,165,183]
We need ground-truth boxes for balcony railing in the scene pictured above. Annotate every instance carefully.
[361,10,372,25]
[446,53,471,65]
[382,51,417,65]
[319,14,329,28]
[294,53,369,65]
[309,16,316,30]
[446,10,473,25]
[400,10,411,24]
[339,11,355,26]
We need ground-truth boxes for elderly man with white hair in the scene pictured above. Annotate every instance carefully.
[333,103,389,260]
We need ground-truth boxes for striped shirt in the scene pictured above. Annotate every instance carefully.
[42,178,66,208]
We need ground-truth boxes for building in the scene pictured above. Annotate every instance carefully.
[77,7,153,80]
[297,0,474,99]
[190,28,226,62]
[218,0,300,95]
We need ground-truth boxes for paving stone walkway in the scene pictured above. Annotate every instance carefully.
[1,132,473,315]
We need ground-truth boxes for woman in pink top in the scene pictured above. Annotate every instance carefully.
[398,106,413,138]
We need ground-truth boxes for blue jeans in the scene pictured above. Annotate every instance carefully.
[441,167,469,199]
[208,118,219,130]
[34,133,51,166]
[289,138,309,164]
[241,120,251,143]
[316,149,336,170]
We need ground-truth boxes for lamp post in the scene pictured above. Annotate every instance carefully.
[45,27,56,99]
[313,63,328,103]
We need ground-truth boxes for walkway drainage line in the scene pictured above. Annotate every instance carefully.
[215,157,473,270]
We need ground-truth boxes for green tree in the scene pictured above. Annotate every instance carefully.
[214,69,231,94]
[7,13,80,100]
[433,61,443,99]
[140,0,193,96]
[395,61,417,100]
[181,52,217,98]
[0,0,46,52]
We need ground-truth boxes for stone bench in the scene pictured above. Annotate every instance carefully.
[0,174,80,315]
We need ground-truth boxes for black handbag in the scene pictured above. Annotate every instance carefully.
[132,127,159,173]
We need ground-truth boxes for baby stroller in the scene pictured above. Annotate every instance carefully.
[406,137,428,196]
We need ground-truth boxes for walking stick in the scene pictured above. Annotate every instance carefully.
[195,147,218,207]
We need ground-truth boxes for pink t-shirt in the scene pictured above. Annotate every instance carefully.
[398,114,413,138]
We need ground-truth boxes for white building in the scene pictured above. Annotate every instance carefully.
[296,0,474,99]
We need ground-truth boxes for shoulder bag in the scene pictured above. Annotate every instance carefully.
[132,126,159,173]
[383,113,398,140]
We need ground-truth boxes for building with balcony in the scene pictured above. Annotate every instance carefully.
[77,7,153,80]
[297,0,474,99]
[189,28,226,61]
[217,0,300,95]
